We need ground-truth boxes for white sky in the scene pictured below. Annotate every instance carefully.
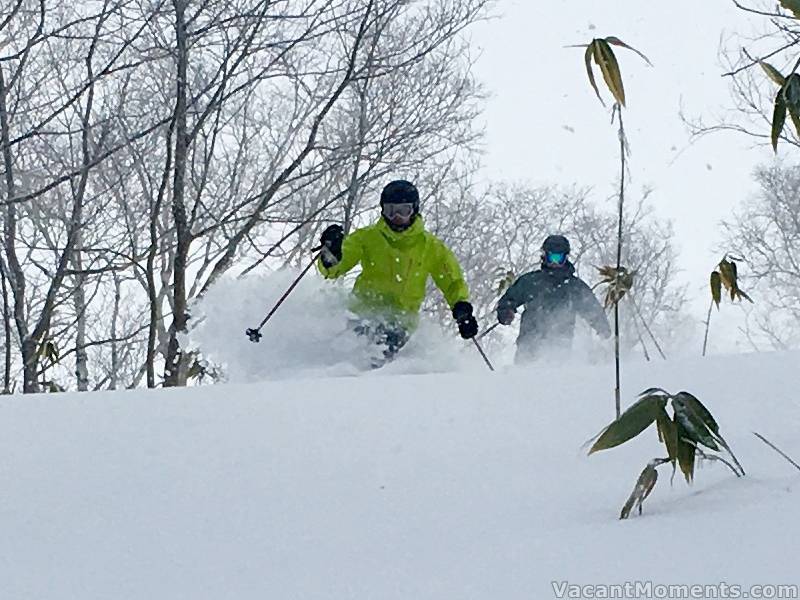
[469,0,775,316]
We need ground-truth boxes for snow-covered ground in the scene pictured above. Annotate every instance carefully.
[1,343,798,599]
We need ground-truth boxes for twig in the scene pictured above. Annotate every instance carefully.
[684,440,743,478]
[753,431,800,473]
[722,39,797,78]
[730,0,796,20]
[630,294,667,360]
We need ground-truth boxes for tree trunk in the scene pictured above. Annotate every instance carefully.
[73,231,89,392]
[164,0,191,387]
[110,272,121,390]
[0,67,34,392]
[0,258,10,393]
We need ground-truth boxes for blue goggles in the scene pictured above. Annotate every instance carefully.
[545,251,567,266]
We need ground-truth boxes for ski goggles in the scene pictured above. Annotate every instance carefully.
[545,251,567,266]
[382,202,415,220]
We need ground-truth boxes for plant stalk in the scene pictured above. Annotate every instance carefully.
[753,431,800,473]
[702,298,714,357]
[614,104,626,419]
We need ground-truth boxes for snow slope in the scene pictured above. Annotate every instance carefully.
[1,351,798,599]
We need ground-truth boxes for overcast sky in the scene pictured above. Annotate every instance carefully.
[469,1,776,319]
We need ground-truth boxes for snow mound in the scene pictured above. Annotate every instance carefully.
[1,350,798,599]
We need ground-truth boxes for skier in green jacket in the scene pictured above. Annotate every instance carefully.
[317,180,478,367]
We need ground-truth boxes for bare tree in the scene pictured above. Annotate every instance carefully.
[722,162,800,348]
[0,0,492,391]
[688,1,800,148]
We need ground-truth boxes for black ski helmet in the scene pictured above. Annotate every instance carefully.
[380,180,419,231]
[541,234,571,267]
[542,234,571,255]
[380,179,420,212]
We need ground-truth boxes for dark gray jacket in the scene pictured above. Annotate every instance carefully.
[497,262,611,359]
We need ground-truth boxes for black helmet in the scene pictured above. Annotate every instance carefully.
[380,180,419,231]
[542,234,570,254]
[541,234,570,268]
[380,180,419,209]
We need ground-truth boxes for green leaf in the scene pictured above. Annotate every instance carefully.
[593,39,626,107]
[657,408,678,462]
[772,90,787,152]
[640,386,669,396]
[759,60,786,86]
[589,393,667,454]
[672,395,720,451]
[781,0,800,19]
[782,74,800,113]
[718,258,737,300]
[789,106,800,138]
[674,392,719,434]
[771,88,786,152]
[584,43,604,106]
[604,36,653,66]
[676,423,696,484]
[710,271,722,308]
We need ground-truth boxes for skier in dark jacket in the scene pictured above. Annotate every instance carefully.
[496,234,611,364]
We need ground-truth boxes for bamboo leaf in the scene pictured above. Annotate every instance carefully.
[784,73,800,109]
[657,408,679,461]
[759,60,786,86]
[676,424,696,484]
[674,392,719,434]
[596,265,616,283]
[620,461,660,519]
[718,259,736,294]
[584,43,604,106]
[772,90,787,152]
[640,387,669,396]
[673,395,720,451]
[604,36,653,66]
[710,271,722,308]
[729,268,737,301]
[589,393,667,454]
[737,289,754,303]
[593,39,626,107]
[789,106,800,137]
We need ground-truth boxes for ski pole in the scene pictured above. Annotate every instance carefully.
[246,248,322,342]
[477,322,499,341]
[471,337,495,371]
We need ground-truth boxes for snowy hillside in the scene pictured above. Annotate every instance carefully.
[1,350,798,599]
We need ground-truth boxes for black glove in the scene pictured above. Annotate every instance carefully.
[497,306,515,325]
[319,224,344,267]
[452,301,478,340]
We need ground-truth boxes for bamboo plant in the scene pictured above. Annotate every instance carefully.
[573,36,651,417]
[589,388,744,519]
[702,255,753,356]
